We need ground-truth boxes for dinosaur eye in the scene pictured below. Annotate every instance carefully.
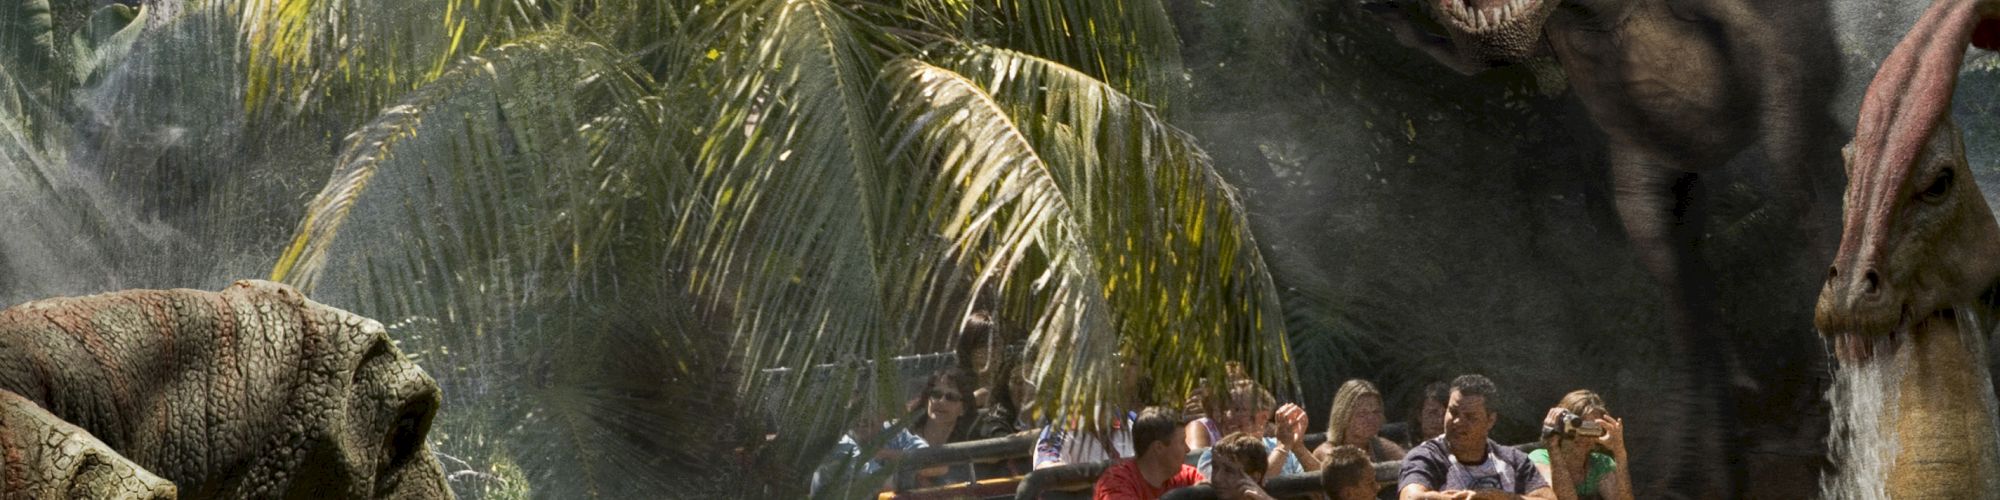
[1918,169,1953,203]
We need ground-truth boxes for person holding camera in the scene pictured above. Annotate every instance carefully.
[1531,390,1632,500]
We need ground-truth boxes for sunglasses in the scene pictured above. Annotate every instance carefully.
[927,390,963,402]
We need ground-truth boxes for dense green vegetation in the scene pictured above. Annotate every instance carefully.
[6,0,2000,497]
[238,0,1302,496]
[3,0,1296,496]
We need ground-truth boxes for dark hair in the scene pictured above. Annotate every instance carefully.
[954,312,999,359]
[1449,374,1498,410]
[1133,406,1184,456]
[1408,380,1451,427]
[953,312,1016,414]
[1212,432,1269,479]
[1423,381,1451,405]
[908,368,978,439]
[1320,445,1372,494]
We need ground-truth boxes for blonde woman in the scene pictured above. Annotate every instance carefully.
[1313,379,1406,465]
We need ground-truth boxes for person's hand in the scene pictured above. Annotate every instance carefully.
[1434,490,1477,500]
[1598,414,1627,458]
[1469,489,1514,500]
[1539,407,1567,449]
[1185,389,1207,417]
[1540,407,1567,432]
[1539,407,1591,462]
[1275,403,1309,447]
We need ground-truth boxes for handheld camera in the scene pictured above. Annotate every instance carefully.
[1540,410,1606,440]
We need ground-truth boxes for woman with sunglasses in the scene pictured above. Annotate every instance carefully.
[903,369,978,488]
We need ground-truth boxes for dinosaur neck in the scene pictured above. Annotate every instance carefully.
[1889,315,2000,496]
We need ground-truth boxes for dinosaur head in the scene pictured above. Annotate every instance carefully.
[279,286,453,499]
[1422,0,1562,65]
[1815,0,2000,365]
[1358,0,1563,74]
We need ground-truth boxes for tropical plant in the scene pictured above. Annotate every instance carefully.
[6,0,1294,496]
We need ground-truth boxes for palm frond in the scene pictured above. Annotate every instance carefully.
[670,0,943,466]
[269,32,649,293]
[981,0,1188,113]
[881,44,1290,425]
[262,25,725,496]
[255,0,1291,492]
[234,0,550,117]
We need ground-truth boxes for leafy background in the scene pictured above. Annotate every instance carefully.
[1,0,1997,498]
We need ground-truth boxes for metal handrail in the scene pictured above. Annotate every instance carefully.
[1011,439,1558,499]
[894,430,1039,469]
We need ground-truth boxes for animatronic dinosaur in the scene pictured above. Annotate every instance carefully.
[1356,0,1846,495]
[0,389,176,498]
[1815,0,2000,495]
[0,280,452,498]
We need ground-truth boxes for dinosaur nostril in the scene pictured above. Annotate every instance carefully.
[1863,270,1880,295]
[1827,266,1839,282]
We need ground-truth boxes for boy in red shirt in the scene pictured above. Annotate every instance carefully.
[1095,407,1205,499]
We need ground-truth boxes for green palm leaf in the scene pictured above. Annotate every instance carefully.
[256,0,1292,493]
[982,0,1188,112]
[266,28,726,496]
[269,32,651,292]
[674,0,932,466]
[882,44,1292,425]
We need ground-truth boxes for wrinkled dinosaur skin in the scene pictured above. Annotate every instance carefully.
[1358,0,1846,496]
[1816,0,2000,495]
[1,390,176,499]
[0,280,451,499]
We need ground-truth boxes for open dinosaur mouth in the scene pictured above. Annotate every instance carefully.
[1439,0,1541,33]
[1826,308,1952,365]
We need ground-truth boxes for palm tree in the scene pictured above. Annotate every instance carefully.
[11,0,1294,496]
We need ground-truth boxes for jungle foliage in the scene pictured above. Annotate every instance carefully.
[107,0,1284,496]
[10,0,2000,497]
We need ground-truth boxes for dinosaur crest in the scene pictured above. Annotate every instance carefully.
[1821,0,2000,359]
[1847,0,1997,212]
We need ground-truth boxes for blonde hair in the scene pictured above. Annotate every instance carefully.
[1558,389,1608,418]
[1325,379,1381,447]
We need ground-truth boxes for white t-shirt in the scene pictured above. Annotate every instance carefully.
[1032,414,1135,467]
